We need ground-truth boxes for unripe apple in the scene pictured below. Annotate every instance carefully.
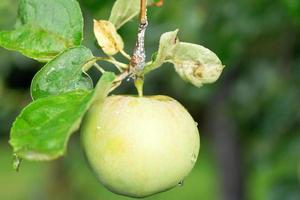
[81,95,200,198]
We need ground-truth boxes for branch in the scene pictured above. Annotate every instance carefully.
[130,0,148,75]
[140,0,147,24]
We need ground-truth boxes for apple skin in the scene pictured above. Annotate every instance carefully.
[81,95,200,198]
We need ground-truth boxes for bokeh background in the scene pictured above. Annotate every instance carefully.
[1,0,300,199]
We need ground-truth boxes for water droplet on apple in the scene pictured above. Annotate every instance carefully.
[191,153,197,164]
[194,122,198,127]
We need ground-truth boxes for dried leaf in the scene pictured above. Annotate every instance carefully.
[93,20,124,55]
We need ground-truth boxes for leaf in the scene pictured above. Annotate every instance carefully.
[143,30,179,74]
[92,72,116,104]
[170,42,225,87]
[142,30,224,87]
[10,72,116,161]
[9,90,93,161]
[0,0,83,62]
[31,46,94,100]
[109,0,155,29]
[93,20,124,55]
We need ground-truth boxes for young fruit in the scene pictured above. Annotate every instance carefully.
[81,95,200,198]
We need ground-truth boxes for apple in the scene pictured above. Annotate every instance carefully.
[81,95,200,198]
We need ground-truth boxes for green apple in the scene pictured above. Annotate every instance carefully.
[81,95,200,198]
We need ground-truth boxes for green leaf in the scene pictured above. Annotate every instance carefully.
[170,42,225,87]
[109,0,155,29]
[10,72,116,161]
[0,0,83,62]
[92,72,116,104]
[9,90,93,161]
[143,30,179,74]
[31,46,94,100]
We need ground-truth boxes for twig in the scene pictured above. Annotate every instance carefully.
[130,0,148,75]
[140,0,147,24]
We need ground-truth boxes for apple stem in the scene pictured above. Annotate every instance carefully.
[135,76,144,97]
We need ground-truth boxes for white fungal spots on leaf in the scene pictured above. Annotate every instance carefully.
[170,42,225,87]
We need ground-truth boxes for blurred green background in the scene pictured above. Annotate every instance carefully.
[1,0,300,200]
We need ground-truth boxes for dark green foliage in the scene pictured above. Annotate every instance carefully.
[10,90,93,160]
[0,0,83,62]
[31,46,94,100]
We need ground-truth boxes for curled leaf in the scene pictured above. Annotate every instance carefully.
[144,30,179,74]
[170,42,224,87]
[93,20,124,56]
[142,29,224,87]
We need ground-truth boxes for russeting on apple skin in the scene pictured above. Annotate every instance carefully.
[81,95,200,198]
